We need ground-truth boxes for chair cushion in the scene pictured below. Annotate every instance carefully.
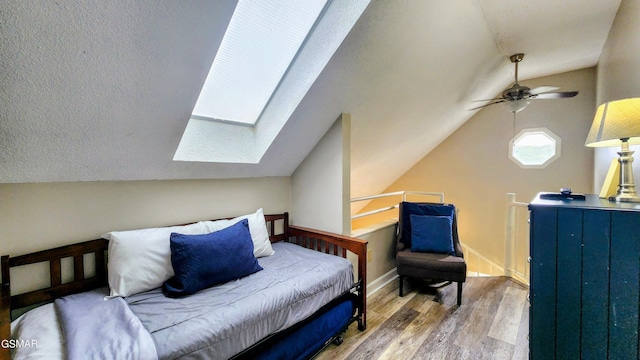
[396,249,466,283]
[409,214,455,255]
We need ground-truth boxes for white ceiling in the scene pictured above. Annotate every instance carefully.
[0,0,622,197]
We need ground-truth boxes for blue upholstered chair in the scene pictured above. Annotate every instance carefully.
[396,202,466,306]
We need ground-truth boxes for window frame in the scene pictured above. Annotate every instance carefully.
[508,127,561,169]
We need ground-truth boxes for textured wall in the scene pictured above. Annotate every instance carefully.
[0,1,238,182]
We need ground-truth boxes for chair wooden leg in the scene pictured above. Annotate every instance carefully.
[399,276,404,297]
[457,282,463,306]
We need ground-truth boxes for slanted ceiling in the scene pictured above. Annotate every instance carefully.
[0,0,621,198]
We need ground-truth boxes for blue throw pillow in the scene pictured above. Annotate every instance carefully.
[163,219,263,297]
[400,202,455,249]
[409,214,455,255]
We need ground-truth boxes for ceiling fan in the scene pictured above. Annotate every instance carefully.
[471,53,578,113]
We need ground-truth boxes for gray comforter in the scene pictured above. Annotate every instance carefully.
[55,289,158,360]
[53,242,354,360]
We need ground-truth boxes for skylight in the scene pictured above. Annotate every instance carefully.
[174,0,371,163]
[191,0,328,126]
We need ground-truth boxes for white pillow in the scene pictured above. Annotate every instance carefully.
[103,222,208,297]
[199,208,274,258]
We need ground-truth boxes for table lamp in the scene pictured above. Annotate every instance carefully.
[585,98,640,203]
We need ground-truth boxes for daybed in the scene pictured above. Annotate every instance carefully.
[0,211,367,360]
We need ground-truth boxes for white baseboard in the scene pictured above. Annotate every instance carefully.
[366,267,398,297]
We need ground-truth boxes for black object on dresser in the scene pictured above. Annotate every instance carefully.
[528,193,640,359]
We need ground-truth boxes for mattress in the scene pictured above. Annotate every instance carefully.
[10,242,354,360]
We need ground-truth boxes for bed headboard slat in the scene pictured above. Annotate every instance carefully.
[1,256,8,288]
[3,239,109,311]
[74,255,84,281]
[12,277,105,309]
[9,239,108,267]
[264,213,288,243]
[50,258,61,287]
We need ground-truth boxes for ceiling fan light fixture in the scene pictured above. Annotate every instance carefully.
[469,53,578,112]
[503,99,530,113]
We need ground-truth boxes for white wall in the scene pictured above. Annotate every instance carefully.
[593,0,640,191]
[0,177,290,257]
[290,114,351,234]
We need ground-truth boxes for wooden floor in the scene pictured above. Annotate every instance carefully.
[315,276,529,360]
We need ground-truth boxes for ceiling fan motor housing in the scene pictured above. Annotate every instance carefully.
[503,84,532,101]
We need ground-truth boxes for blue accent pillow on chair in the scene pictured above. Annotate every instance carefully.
[163,219,263,297]
[409,214,455,255]
[399,202,455,249]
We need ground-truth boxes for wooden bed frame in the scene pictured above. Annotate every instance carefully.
[0,213,367,360]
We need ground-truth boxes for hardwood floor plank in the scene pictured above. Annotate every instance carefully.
[345,307,420,360]
[511,289,530,360]
[415,278,505,359]
[488,286,528,345]
[315,277,529,360]
[411,302,465,359]
[445,344,474,360]
[317,280,421,360]
[369,280,418,316]
[315,311,387,360]
[376,299,444,359]
[453,278,507,353]
[479,337,515,360]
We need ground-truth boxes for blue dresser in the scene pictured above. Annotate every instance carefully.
[529,194,640,359]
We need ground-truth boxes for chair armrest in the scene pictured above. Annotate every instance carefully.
[454,241,464,258]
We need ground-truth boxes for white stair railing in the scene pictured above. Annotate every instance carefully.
[350,191,444,220]
[505,193,530,285]
[459,243,505,277]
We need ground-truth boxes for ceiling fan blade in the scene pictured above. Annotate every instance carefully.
[533,91,578,99]
[471,97,505,102]
[469,100,506,110]
[530,86,559,95]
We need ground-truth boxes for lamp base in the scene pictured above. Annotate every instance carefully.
[609,194,640,203]
[608,139,640,203]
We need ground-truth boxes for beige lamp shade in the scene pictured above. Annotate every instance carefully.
[585,98,640,147]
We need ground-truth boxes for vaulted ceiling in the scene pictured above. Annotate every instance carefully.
[0,0,622,198]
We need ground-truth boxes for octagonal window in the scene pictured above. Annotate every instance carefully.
[509,127,561,168]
